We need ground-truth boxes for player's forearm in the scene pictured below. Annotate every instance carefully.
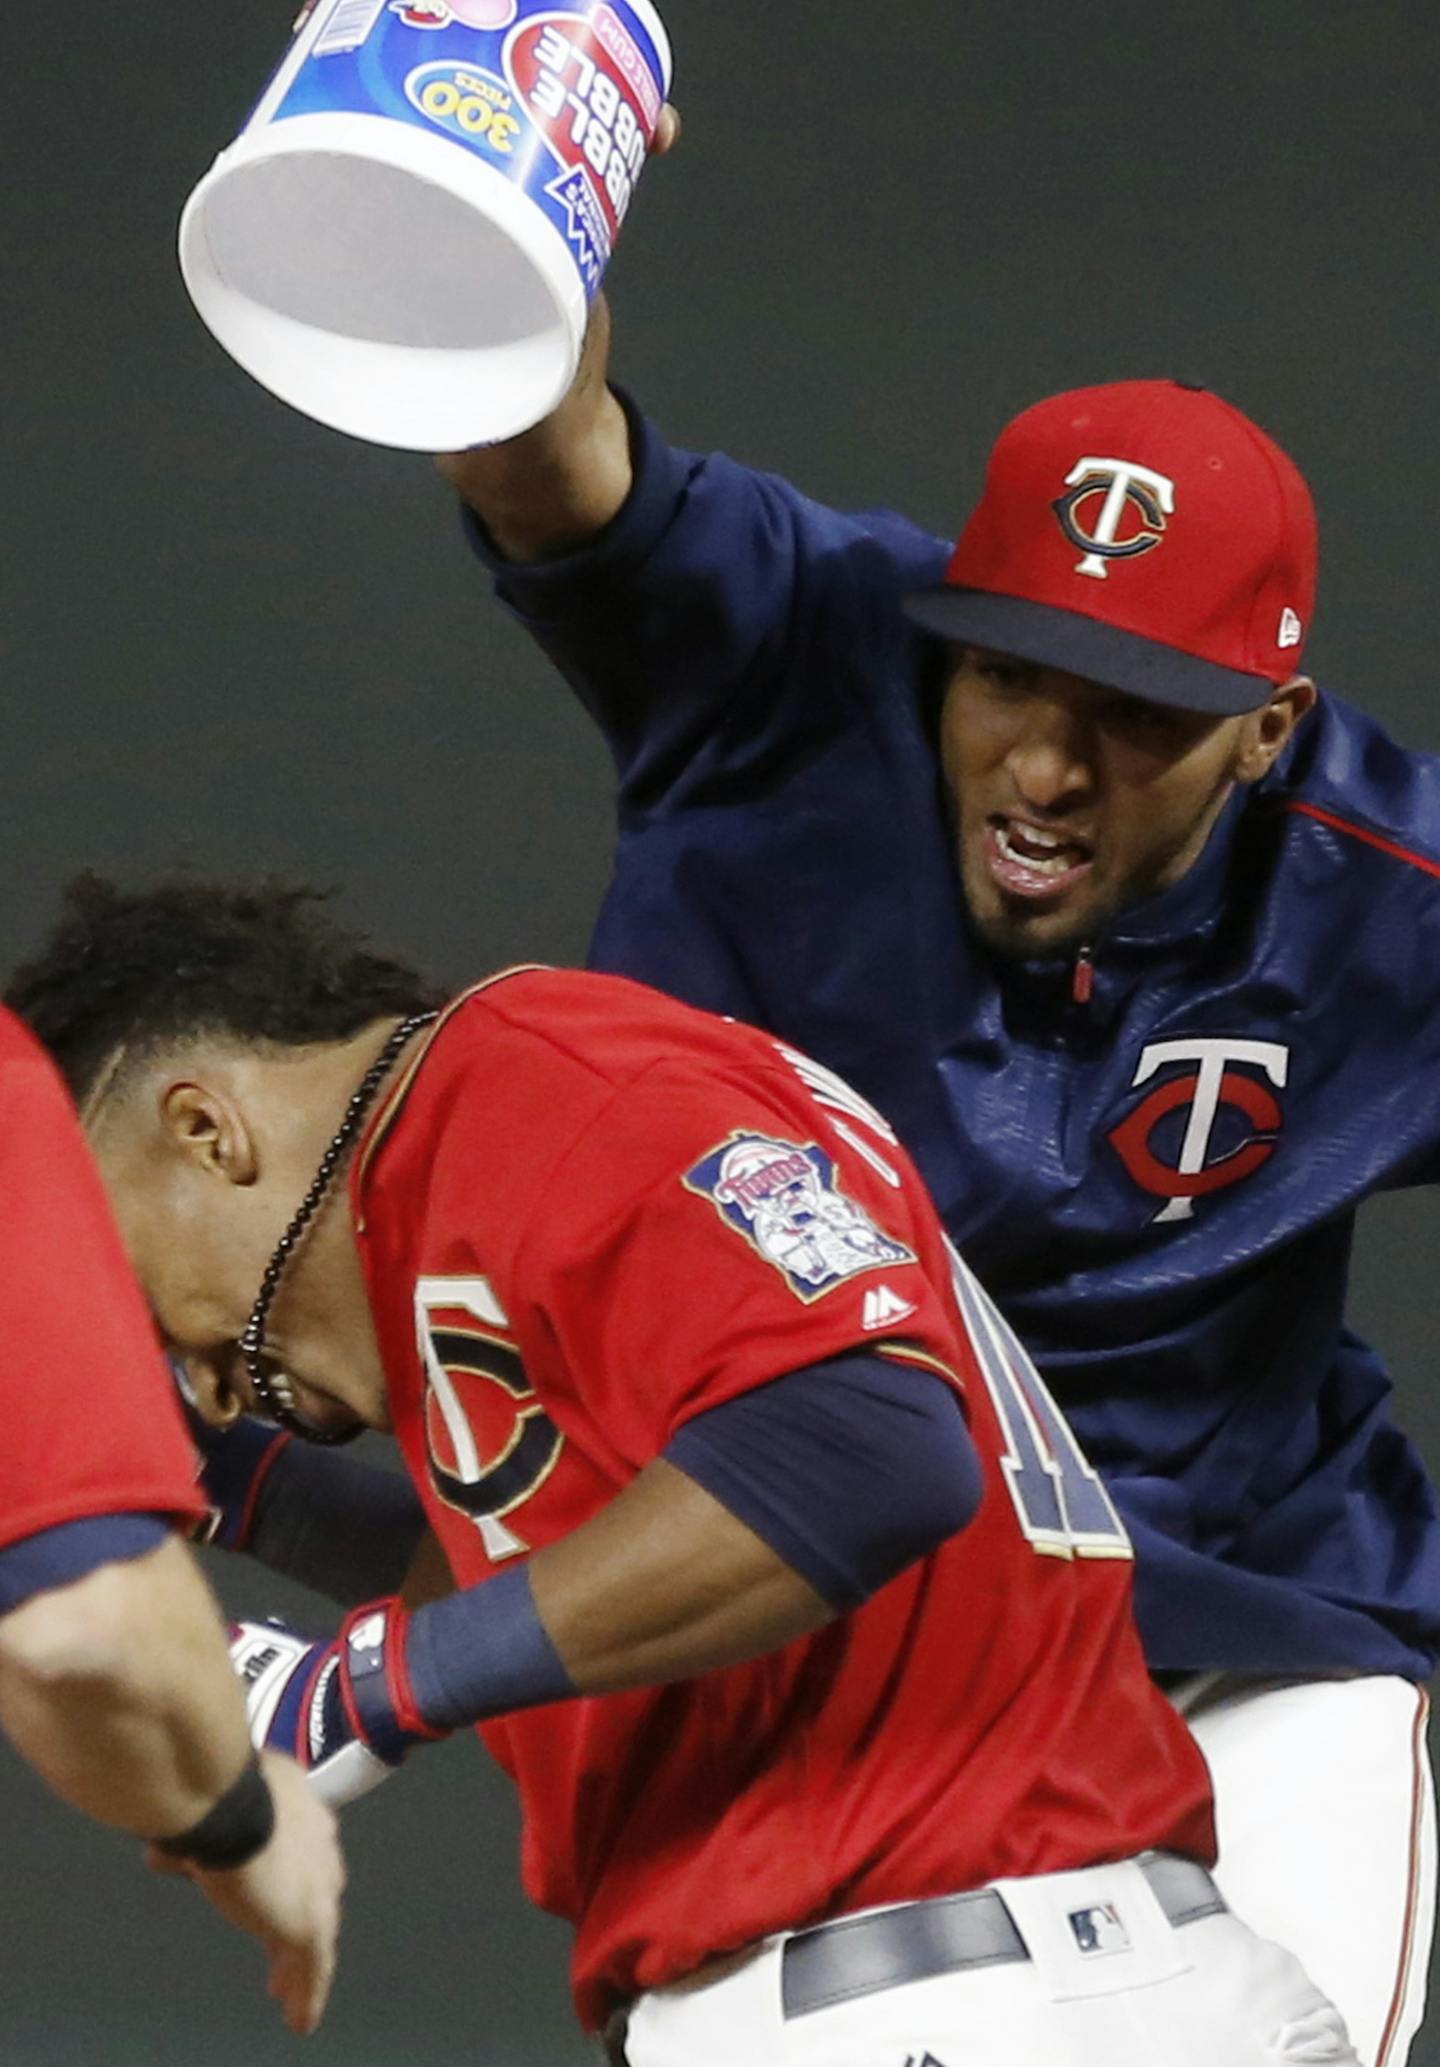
[227,1471,828,1803]
[415,1365,979,1714]
[528,1458,835,1692]
[234,1377,975,1792]
[391,1459,832,1752]
[0,1535,255,1838]
[184,1391,429,1605]
[436,296,634,561]
[522,1357,981,1691]
[250,1438,430,1607]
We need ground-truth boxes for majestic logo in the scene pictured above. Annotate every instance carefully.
[1108,1037,1289,1223]
[1053,456,1177,581]
[1278,605,1304,648]
[862,1283,917,1331]
[685,1133,915,1301]
[1069,1903,1131,1956]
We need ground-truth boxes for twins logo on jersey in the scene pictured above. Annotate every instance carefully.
[415,1279,564,1560]
[1107,1036,1289,1224]
[684,1132,914,1301]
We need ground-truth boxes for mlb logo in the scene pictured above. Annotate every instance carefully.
[1068,1903,1131,1956]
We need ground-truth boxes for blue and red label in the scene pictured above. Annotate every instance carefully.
[252,0,669,296]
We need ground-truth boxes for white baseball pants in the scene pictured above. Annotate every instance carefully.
[622,1855,1356,2067]
[1173,1673,1435,2067]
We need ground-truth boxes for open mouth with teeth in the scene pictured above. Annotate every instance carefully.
[985,817,1095,900]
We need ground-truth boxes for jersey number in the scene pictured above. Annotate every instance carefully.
[774,1041,1127,1561]
[947,1243,1130,1561]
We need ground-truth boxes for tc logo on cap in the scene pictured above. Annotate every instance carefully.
[1053,456,1177,582]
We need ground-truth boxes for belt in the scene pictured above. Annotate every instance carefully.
[780,1853,1226,2019]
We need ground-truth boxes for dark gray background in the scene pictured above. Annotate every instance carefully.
[2,2,1439,2061]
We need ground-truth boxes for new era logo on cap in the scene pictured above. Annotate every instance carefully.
[904,380,1318,716]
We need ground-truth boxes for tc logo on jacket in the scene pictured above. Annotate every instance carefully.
[1107,1038,1289,1223]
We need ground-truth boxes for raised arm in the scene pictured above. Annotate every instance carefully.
[435,105,680,560]
[432,94,947,797]
[436,294,633,561]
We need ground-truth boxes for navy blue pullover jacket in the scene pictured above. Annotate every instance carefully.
[468,403,1440,1678]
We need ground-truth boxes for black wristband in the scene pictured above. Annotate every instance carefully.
[153,1756,276,1871]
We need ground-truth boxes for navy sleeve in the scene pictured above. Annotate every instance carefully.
[662,1353,983,1610]
[250,1441,429,1607]
[0,1514,170,1617]
[462,391,951,821]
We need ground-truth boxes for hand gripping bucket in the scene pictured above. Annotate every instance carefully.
[178,0,672,450]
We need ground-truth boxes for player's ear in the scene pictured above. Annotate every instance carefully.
[1234,675,1316,784]
[158,1080,259,1187]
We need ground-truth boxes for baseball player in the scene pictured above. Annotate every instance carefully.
[9,875,1355,2065]
[434,300,1440,2060]
[0,1004,344,2036]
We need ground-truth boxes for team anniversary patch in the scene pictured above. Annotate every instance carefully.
[684,1132,915,1301]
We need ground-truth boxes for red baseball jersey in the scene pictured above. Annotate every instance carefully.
[352,969,1214,2028]
[0,1009,204,1551]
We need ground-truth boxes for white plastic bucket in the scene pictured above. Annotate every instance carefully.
[178,0,672,451]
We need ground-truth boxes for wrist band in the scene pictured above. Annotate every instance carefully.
[153,1755,276,1870]
[404,1561,577,1731]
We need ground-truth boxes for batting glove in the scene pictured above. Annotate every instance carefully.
[230,1600,446,1809]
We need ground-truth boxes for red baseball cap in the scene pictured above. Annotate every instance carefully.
[905,380,1318,715]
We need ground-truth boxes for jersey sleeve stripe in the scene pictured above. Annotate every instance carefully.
[1287,800,1440,880]
[871,1341,968,1401]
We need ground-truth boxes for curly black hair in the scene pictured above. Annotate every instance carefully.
[5,873,447,1104]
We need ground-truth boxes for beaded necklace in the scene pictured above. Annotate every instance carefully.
[237,1010,437,1443]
